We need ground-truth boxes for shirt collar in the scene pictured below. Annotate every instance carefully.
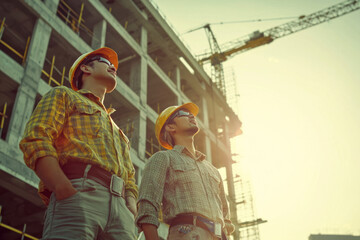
[173,145,206,161]
[77,89,116,115]
[78,88,98,98]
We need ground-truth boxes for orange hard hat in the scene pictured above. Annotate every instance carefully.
[155,103,199,150]
[68,47,118,91]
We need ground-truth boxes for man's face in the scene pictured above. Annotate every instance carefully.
[86,56,117,92]
[169,109,199,135]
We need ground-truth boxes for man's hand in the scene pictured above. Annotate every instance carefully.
[126,196,137,216]
[35,156,77,201]
[142,224,159,240]
[54,182,78,201]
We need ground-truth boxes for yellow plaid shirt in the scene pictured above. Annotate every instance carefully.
[19,86,138,205]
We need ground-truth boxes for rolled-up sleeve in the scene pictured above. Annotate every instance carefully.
[19,87,67,170]
[219,176,235,234]
[122,143,138,199]
[135,151,169,228]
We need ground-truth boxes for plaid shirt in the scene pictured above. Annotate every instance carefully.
[19,86,138,205]
[136,145,235,234]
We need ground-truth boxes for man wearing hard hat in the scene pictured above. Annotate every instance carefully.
[135,103,235,239]
[20,47,138,239]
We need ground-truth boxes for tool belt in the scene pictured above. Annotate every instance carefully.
[170,214,227,239]
[62,162,125,198]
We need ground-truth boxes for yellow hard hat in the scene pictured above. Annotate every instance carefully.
[68,47,118,91]
[155,103,199,150]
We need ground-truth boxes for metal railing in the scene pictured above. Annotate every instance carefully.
[119,121,135,141]
[0,17,31,65]
[145,137,161,158]
[145,103,162,158]
[56,0,93,36]
[0,102,8,138]
[41,55,67,87]
[0,206,39,240]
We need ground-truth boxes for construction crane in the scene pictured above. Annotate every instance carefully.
[195,0,360,95]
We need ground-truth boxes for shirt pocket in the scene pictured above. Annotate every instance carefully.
[208,172,221,194]
[170,163,197,185]
[68,103,102,139]
[207,171,223,208]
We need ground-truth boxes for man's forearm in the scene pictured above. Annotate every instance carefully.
[141,224,159,240]
[125,196,137,216]
[35,156,77,200]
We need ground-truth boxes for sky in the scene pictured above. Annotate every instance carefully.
[152,0,360,239]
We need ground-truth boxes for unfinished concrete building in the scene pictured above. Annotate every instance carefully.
[0,0,242,239]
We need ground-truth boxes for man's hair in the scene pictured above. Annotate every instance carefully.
[161,125,175,148]
[73,57,96,90]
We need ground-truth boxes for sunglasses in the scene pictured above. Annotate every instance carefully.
[168,110,193,123]
[85,56,115,68]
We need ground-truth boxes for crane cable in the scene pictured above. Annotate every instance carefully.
[182,16,298,35]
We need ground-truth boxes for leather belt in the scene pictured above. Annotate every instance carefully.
[170,215,226,239]
[62,162,125,198]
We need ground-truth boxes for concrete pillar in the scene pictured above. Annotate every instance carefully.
[131,111,147,160]
[201,96,209,128]
[174,66,181,90]
[223,123,240,240]
[91,20,107,49]
[129,24,147,105]
[139,20,147,53]
[205,135,212,163]
[6,1,57,146]
[130,21,147,161]
[129,57,147,105]
[200,88,211,161]
[177,96,182,106]
[136,167,143,184]
[173,66,182,105]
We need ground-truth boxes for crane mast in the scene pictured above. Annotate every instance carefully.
[203,24,227,95]
[197,0,360,95]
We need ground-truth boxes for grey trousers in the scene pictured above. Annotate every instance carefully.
[42,178,136,240]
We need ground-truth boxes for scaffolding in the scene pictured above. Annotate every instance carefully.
[233,174,266,240]
[224,67,240,114]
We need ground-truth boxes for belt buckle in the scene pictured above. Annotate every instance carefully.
[214,222,222,238]
[196,216,222,238]
[110,175,124,197]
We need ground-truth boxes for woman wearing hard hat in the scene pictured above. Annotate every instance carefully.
[136,103,234,240]
[20,47,138,239]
